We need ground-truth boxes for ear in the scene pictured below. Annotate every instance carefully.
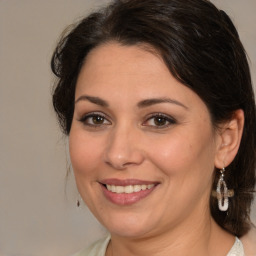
[214,109,244,168]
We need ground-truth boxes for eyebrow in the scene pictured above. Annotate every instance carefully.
[75,95,188,109]
[137,98,188,109]
[75,95,109,107]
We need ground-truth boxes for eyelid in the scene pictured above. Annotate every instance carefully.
[142,113,176,128]
[78,111,111,126]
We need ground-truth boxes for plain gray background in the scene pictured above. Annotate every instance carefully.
[0,0,255,255]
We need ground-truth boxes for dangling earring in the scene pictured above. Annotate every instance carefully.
[215,167,234,211]
[76,194,82,208]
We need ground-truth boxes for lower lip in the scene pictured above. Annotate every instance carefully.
[101,185,157,205]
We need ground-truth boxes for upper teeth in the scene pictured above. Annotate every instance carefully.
[106,184,155,194]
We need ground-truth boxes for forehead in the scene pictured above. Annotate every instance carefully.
[76,42,174,95]
[82,42,165,76]
[75,42,208,113]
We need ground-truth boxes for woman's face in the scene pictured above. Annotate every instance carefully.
[69,42,220,238]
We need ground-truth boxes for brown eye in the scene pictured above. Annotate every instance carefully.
[143,113,176,128]
[153,117,167,126]
[92,115,105,124]
[79,113,111,126]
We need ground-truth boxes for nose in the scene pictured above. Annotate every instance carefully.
[103,125,144,170]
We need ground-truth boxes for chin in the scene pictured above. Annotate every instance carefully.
[100,211,160,238]
[108,225,152,238]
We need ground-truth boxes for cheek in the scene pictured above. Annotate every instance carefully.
[69,128,102,178]
[147,127,216,179]
[146,129,216,216]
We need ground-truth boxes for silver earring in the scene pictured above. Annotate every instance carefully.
[215,167,234,211]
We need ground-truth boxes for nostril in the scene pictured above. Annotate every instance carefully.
[105,159,127,170]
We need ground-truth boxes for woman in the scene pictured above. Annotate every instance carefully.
[51,0,256,255]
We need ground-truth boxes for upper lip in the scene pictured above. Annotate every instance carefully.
[100,179,159,186]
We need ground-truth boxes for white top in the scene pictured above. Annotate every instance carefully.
[227,237,245,256]
[73,236,245,256]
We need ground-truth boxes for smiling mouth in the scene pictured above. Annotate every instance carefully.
[105,184,155,194]
[100,180,159,205]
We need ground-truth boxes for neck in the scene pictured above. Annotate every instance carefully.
[106,209,234,256]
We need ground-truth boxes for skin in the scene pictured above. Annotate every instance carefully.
[69,42,244,256]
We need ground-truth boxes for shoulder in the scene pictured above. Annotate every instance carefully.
[240,226,256,256]
[72,236,111,256]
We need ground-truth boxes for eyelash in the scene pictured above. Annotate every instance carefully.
[78,112,176,129]
[143,113,176,129]
[79,112,111,127]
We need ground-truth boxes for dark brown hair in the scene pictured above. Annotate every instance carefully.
[51,0,256,236]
